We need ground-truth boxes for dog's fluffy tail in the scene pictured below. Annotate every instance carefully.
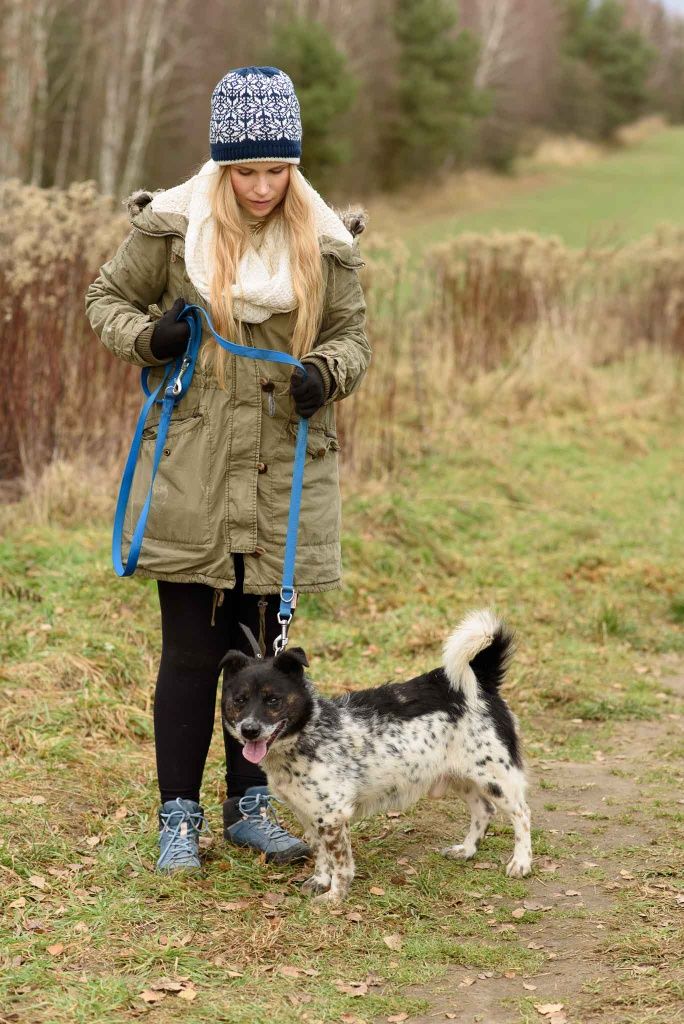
[442,609,515,701]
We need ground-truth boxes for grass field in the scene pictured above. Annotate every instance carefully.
[2,359,683,1023]
[368,126,684,251]
[2,129,684,1022]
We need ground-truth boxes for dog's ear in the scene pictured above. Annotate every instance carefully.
[274,646,309,674]
[219,649,251,676]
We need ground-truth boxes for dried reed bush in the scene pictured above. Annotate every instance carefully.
[5,179,684,500]
[611,227,684,350]
[424,231,585,373]
[0,179,136,480]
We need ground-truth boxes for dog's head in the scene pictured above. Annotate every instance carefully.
[219,647,313,765]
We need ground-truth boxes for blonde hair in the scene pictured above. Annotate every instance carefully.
[203,165,324,387]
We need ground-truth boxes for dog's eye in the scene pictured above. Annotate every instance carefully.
[264,696,281,708]
[233,694,248,708]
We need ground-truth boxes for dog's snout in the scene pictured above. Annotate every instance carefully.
[240,721,262,741]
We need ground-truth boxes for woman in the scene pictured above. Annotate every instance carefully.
[85,66,370,873]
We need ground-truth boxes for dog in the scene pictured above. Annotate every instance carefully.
[220,609,532,902]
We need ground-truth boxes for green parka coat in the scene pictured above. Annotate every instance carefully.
[85,189,370,594]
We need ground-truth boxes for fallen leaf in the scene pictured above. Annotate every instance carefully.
[85,835,101,848]
[140,990,165,1004]
[369,886,385,896]
[46,943,64,956]
[218,900,251,912]
[346,911,363,923]
[534,1003,564,1016]
[150,978,183,992]
[387,1015,409,1023]
[113,806,129,820]
[178,988,197,1002]
[262,892,285,907]
[28,875,46,890]
[504,971,517,979]
[564,890,581,897]
[278,965,301,978]
[619,870,635,880]
[335,979,368,997]
[9,898,26,909]
[523,982,537,991]
[511,907,526,919]
[365,972,385,987]
[458,977,475,988]
[383,933,403,951]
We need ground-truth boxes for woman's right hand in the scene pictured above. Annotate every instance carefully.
[150,297,191,361]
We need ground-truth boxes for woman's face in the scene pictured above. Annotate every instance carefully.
[229,162,291,217]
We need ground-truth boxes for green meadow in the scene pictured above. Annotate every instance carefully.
[371,125,684,250]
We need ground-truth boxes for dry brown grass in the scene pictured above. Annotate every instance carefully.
[5,178,684,493]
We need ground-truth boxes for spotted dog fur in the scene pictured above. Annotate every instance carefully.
[220,609,532,903]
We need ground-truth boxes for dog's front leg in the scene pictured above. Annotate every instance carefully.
[312,820,354,904]
[301,830,332,895]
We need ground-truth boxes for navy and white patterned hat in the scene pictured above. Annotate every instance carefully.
[209,66,302,165]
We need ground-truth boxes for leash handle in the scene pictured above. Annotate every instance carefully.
[113,304,310,637]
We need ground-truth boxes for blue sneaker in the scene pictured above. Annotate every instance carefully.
[223,786,311,864]
[156,798,206,874]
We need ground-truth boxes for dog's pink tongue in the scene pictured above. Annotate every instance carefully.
[242,740,268,764]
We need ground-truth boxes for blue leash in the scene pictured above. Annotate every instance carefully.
[112,303,309,650]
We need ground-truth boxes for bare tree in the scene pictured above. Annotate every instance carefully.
[0,0,48,179]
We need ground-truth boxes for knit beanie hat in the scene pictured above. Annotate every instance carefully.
[209,66,302,165]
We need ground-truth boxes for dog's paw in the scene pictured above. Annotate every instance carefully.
[312,889,343,905]
[441,843,476,861]
[505,855,532,878]
[301,875,330,896]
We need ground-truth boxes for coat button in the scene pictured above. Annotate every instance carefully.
[257,462,268,473]
[260,377,275,392]
[252,546,266,558]
[163,448,171,456]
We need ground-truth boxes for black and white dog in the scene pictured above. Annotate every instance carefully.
[220,609,531,903]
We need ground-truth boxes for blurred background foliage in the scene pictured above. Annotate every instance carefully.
[2,0,684,199]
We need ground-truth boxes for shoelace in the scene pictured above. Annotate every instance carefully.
[237,792,299,850]
[158,798,208,870]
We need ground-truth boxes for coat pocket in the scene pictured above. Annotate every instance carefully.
[126,413,211,546]
[266,425,341,543]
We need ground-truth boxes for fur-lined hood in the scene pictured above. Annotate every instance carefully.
[123,187,368,239]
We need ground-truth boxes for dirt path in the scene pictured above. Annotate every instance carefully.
[399,671,684,1024]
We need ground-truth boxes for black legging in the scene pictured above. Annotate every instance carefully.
[154,557,284,804]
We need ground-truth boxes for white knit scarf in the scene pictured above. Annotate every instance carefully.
[150,159,353,324]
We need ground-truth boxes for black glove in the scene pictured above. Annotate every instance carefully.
[290,364,326,419]
[150,297,190,361]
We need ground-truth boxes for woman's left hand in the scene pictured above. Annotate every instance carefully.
[290,365,326,419]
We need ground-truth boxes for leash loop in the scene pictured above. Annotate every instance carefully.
[113,304,310,640]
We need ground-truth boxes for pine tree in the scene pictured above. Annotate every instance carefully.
[383,0,486,188]
[557,0,654,140]
[266,19,358,188]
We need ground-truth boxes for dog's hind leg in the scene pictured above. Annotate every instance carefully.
[311,819,354,904]
[474,769,532,877]
[441,782,496,862]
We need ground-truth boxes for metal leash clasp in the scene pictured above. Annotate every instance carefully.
[171,356,192,397]
[273,587,298,655]
[273,613,291,655]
